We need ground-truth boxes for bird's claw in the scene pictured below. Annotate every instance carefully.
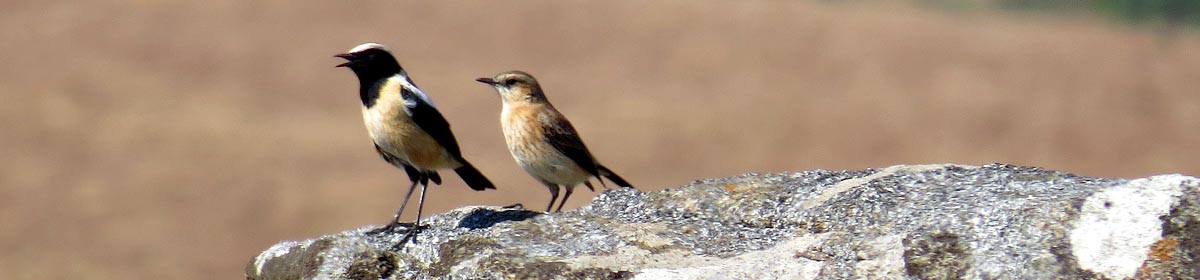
[501,203,525,209]
[368,221,419,235]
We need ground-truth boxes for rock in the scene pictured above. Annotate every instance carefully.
[245,164,1200,279]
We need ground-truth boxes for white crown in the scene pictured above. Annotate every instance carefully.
[347,42,388,53]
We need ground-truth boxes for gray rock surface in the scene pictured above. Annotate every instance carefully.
[246,164,1200,279]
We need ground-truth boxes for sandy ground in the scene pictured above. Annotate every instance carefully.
[1,1,1198,279]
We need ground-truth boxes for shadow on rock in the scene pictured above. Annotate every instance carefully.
[456,207,542,229]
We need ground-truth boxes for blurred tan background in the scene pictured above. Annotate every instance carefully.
[2,0,1198,279]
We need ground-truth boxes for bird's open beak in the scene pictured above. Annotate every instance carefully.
[334,53,354,67]
[476,78,498,86]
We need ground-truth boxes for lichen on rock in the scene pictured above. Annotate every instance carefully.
[247,164,1200,279]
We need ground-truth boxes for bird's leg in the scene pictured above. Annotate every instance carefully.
[543,182,560,213]
[400,182,431,244]
[394,180,421,227]
[371,179,419,234]
[555,185,576,213]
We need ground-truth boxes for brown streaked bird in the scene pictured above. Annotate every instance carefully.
[477,71,634,213]
[336,43,495,240]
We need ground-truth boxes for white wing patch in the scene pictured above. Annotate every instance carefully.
[386,74,436,117]
[395,74,435,106]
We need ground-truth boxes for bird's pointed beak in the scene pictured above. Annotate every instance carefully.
[476,78,498,86]
[334,53,354,67]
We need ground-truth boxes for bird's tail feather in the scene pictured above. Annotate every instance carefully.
[455,161,496,191]
[597,165,634,189]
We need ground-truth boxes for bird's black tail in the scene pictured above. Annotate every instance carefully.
[455,161,496,191]
[597,165,634,189]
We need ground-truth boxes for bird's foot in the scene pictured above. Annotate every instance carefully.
[501,203,525,210]
[368,220,417,235]
[388,223,430,250]
[398,225,425,243]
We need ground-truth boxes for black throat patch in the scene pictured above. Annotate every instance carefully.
[347,51,403,108]
[360,78,384,108]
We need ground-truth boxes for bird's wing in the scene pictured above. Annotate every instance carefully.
[397,80,464,159]
[373,142,407,167]
[538,110,600,176]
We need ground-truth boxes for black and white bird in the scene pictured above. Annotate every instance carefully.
[335,43,495,238]
[477,71,634,213]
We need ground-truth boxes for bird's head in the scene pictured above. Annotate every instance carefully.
[335,43,403,79]
[476,70,546,104]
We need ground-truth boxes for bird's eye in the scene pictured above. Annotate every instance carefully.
[504,79,518,86]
